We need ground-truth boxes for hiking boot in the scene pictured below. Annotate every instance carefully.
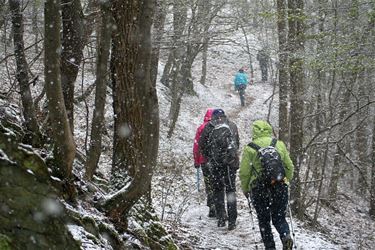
[217,218,226,227]
[208,206,216,218]
[282,235,293,250]
[228,222,236,231]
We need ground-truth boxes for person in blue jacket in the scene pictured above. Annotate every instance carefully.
[234,68,249,106]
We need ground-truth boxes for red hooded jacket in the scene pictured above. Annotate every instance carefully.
[193,108,214,166]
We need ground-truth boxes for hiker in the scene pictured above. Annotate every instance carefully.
[239,120,294,250]
[256,48,270,82]
[233,68,249,107]
[193,108,216,217]
[199,109,239,230]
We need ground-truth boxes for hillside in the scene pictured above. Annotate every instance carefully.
[149,39,375,249]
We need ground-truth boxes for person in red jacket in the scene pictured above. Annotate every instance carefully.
[193,108,216,217]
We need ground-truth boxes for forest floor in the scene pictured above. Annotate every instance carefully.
[148,41,375,249]
[65,27,375,250]
[153,80,337,250]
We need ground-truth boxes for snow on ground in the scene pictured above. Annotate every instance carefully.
[155,77,340,249]
[152,36,349,249]
[66,19,375,250]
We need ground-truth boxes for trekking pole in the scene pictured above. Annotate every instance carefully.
[246,196,259,249]
[196,167,203,220]
[287,198,297,249]
[196,167,201,192]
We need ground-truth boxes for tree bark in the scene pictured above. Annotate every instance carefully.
[44,0,76,181]
[288,0,305,218]
[0,0,6,30]
[32,0,40,54]
[85,1,111,180]
[9,0,42,146]
[61,0,85,132]
[355,75,370,195]
[150,0,167,86]
[166,0,187,137]
[328,84,350,199]
[200,38,208,85]
[160,52,174,87]
[106,0,158,228]
[276,0,289,145]
[370,120,375,218]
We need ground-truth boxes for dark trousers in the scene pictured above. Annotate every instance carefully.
[260,65,268,81]
[237,84,246,106]
[211,162,237,224]
[252,182,290,249]
[201,163,214,207]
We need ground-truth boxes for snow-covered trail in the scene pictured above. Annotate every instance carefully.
[174,81,339,250]
[155,37,340,249]
[177,83,282,249]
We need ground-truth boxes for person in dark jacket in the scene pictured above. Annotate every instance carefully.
[256,48,270,82]
[193,108,216,217]
[239,120,294,250]
[199,109,239,230]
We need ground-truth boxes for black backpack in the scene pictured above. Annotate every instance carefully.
[208,123,236,164]
[248,138,285,185]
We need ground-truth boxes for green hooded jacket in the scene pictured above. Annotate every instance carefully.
[239,120,294,193]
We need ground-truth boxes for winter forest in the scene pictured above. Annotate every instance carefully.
[0,0,375,249]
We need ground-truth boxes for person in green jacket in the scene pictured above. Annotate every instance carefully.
[239,120,294,250]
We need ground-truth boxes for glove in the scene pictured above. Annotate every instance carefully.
[283,177,289,185]
[194,164,201,169]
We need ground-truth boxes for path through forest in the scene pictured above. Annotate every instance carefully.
[171,81,339,249]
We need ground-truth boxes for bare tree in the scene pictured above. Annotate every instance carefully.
[288,0,305,217]
[276,0,289,144]
[44,0,76,184]
[370,121,375,218]
[151,0,167,86]
[103,0,158,229]
[61,0,85,131]
[85,1,111,180]
[165,0,187,138]
[9,0,42,146]
[0,0,6,30]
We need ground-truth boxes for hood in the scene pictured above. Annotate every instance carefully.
[252,120,272,139]
[203,108,214,122]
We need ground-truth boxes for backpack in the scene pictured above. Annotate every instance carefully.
[208,123,236,164]
[248,138,285,186]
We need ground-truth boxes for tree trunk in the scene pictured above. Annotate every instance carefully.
[199,0,212,86]
[200,37,208,85]
[9,0,42,146]
[165,0,188,137]
[276,0,289,145]
[106,0,157,229]
[61,0,85,132]
[355,75,370,195]
[328,85,350,201]
[167,47,185,138]
[85,1,111,180]
[370,120,375,218]
[44,0,76,181]
[288,0,305,218]
[0,0,6,30]
[150,0,167,86]
[160,51,174,87]
[32,0,40,54]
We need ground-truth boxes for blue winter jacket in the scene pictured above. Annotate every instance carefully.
[234,72,249,88]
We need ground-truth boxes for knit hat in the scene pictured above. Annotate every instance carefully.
[212,109,225,118]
